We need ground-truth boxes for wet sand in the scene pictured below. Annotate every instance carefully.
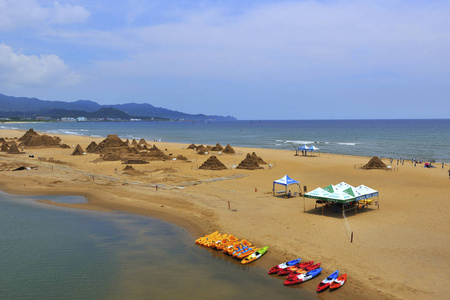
[0,128,449,299]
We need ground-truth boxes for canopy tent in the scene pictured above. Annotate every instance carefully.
[273,175,301,197]
[297,145,310,156]
[307,145,320,156]
[305,182,378,204]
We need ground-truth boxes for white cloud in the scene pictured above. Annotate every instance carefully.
[0,43,80,87]
[0,0,89,31]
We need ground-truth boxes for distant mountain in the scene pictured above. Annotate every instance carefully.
[0,93,236,121]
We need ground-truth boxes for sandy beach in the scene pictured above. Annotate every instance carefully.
[1,128,449,300]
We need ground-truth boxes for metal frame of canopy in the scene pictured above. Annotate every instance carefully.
[272,175,301,198]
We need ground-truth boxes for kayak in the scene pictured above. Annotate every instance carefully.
[277,261,314,276]
[205,233,228,248]
[317,270,339,292]
[195,231,219,244]
[330,273,347,289]
[287,263,321,279]
[268,258,302,274]
[284,268,323,286]
[241,246,269,264]
[237,246,257,259]
[215,235,238,250]
[226,239,251,255]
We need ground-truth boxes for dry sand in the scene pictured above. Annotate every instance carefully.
[0,128,449,299]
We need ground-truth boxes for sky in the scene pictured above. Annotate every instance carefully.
[0,0,449,120]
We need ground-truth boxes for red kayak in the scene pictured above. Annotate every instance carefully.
[330,273,347,289]
[317,270,339,292]
[287,262,321,280]
[277,261,314,276]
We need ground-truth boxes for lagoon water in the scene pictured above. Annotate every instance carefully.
[2,119,449,162]
[0,192,315,300]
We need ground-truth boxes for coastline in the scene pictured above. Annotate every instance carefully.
[1,128,449,299]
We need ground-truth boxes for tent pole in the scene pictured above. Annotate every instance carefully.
[322,202,323,215]
[303,196,305,212]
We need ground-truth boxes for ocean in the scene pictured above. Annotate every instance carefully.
[2,119,449,162]
[0,191,314,300]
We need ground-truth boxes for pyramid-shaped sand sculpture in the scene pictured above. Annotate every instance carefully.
[196,145,208,155]
[97,135,129,149]
[211,143,223,151]
[123,165,135,171]
[72,144,85,155]
[138,138,148,146]
[0,138,6,144]
[362,156,387,170]
[18,128,61,147]
[86,141,99,153]
[1,143,9,152]
[236,153,263,170]
[251,152,267,164]
[131,139,138,146]
[199,156,227,170]
[7,143,23,154]
[187,143,197,149]
[222,144,235,154]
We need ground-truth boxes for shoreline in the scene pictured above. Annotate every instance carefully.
[1,128,449,299]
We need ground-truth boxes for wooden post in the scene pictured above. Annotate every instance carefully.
[351,232,354,243]
[228,201,230,210]
[303,196,305,212]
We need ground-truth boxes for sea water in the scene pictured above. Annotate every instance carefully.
[2,119,449,162]
[0,191,315,300]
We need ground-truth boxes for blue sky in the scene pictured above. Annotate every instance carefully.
[0,0,449,120]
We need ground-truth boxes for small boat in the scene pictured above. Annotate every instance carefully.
[195,231,219,244]
[268,258,301,274]
[284,268,323,286]
[215,235,238,250]
[237,246,257,259]
[317,270,339,292]
[241,246,268,264]
[287,262,321,279]
[330,273,347,289]
[277,261,314,276]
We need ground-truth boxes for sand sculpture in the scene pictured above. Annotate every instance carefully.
[211,143,223,151]
[199,156,227,170]
[362,157,387,170]
[7,143,23,154]
[1,143,9,152]
[18,129,61,147]
[251,152,267,164]
[222,144,235,154]
[72,144,85,156]
[236,153,263,170]
[187,143,197,149]
[86,142,99,153]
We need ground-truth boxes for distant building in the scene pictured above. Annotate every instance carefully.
[35,116,51,120]
[61,117,76,122]
[77,117,87,122]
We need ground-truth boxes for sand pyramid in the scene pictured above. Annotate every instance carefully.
[125,138,130,145]
[131,139,138,146]
[18,129,60,147]
[72,144,85,155]
[187,143,197,149]
[211,143,223,151]
[1,143,9,152]
[86,141,99,153]
[0,138,6,144]
[138,138,148,146]
[362,156,387,169]
[7,143,22,154]
[18,129,39,142]
[236,153,263,170]
[251,152,267,164]
[60,144,70,149]
[199,156,227,170]
[123,165,135,171]
[222,144,235,154]
[196,145,208,154]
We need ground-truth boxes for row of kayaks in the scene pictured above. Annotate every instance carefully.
[268,258,347,291]
[195,231,268,264]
